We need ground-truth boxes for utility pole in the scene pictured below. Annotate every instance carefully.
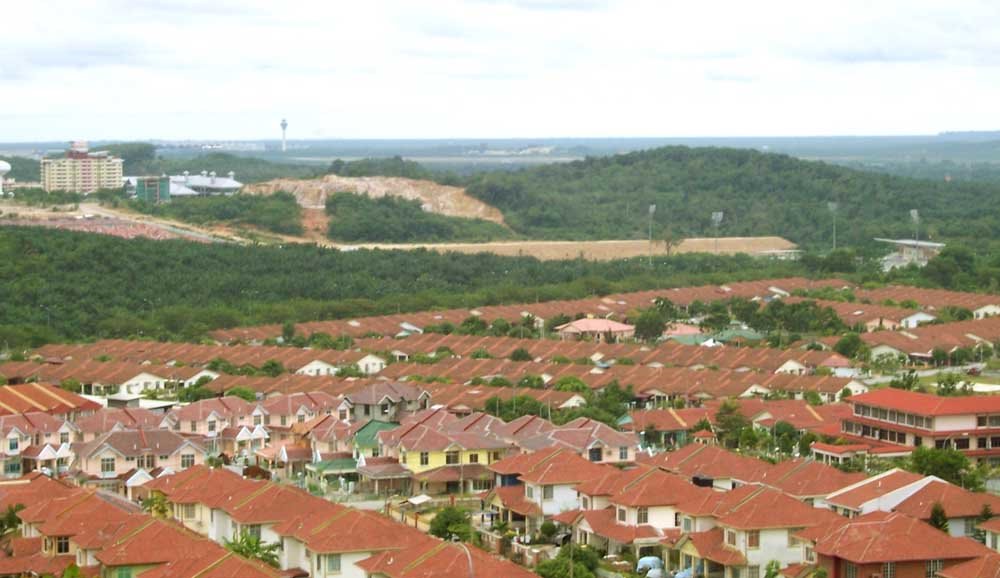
[828,202,838,251]
[711,212,724,255]
[648,204,656,267]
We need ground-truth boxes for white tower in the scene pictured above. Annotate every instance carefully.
[0,160,10,196]
[280,118,288,152]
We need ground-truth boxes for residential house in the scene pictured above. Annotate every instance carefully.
[70,429,207,495]
[342,382,430,422]
[159,396,264,456]
[483,447,610,534]
[518,417,640,464]
[797,510,992,578]
[0,412,75,478]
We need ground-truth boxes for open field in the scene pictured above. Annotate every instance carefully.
[340,236,797,260]
[0,201,796,260]
[243,174,506,224]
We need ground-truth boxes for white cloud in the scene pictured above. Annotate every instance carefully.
[2,0,1000,140]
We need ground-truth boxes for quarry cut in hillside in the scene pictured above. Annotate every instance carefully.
[243,175,506,224]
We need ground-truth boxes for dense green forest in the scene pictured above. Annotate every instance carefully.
[844,159,1000,186]
[327,156,435,180]
[0,226,814,348]
[325,192,512,243]
[130,192,304,236]
[462,146,1000,247]
[0,156,41,182]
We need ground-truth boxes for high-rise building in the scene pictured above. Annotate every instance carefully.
[41,141,124,193]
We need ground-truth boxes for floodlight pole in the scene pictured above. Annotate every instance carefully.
[648,204,656,268]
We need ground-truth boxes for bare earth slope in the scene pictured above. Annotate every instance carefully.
[242,175,506,224]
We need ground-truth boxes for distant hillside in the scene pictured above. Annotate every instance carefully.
[0,156,40,182]
[464,146,1000,247]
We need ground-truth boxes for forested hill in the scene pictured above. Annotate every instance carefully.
[464,146,1000,247]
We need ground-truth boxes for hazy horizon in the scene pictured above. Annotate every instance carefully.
[6,1,1000,142]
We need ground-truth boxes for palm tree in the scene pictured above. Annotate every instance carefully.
[224,531,281,568]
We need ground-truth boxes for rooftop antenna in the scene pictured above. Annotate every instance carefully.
[910,209,920,242]
[280,118,288,152]
[711,211,724,254]
[827,202,839,251]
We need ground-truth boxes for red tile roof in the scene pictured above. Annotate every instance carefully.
[516,451,614,485]
[849,388,1000,416]
[681,527,746,566]
[825,469,927,511]
[357,536,538,578]
[938,553,1000,578]
[799,511,992,564]
[892,480,1000,520]
[757,459,867,498]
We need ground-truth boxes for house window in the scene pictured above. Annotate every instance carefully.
[491,451,502,462]
[7,438,16,452]
[445,451,460,465]
[253,415,262,427]
[747,530,760,549]
[101,457,115,473]
[619,446,628,460]
[364,406,371,417]
[925,560,943,578]
[325,553,341,573]
[371,447,379,457]
[637,507,649,524]
[401,452,407,464]
[582,497,590,510]
[279,415,287,427]
[747,567,759,578]
[245,525,261,539]
[469,453,479,464]
[339,410,348,420]
[181,454,195,468]
[805,545,815,563]
[56,536,69,554]
[526,486,534,499]
[4,462,21,475]
[882,562,895,578]
[588,447,603,462]
[844,562,856,578]
[297,414,305,423]
[208,420,216,433]
[683,517,692,532]
[730,568,741,578]
[617,508,626,522]
[725,529,736,546]
[543,486,554,500]
[381,404,390,416]
[182,504,196,519]
[190,421,197,432]
[965,518,976,536]
[116,568,131,578]
[60,432,69,444]
[419,452,429,466]
[788,529,803,548]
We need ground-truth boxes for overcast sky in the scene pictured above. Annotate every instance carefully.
[3,0,999,141]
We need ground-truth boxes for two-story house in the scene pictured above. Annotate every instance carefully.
[70,429,207,495]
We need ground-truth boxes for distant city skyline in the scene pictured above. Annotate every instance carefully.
[4,0,1000,141]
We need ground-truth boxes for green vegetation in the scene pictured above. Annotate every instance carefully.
[325,192,512,242]
[114,145,318,183]
[0,156,40,182]
[464,146,1000,247]
[130,192,303,235]
[223,530,281,568]
[0,226,810,349]
[536,544,600,578]
[327,156,434,180]
[428,506,472,541]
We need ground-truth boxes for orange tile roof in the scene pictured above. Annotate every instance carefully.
[357,536,539,578]
[517,451,614,485]
[757,459,867,498]
[938,552,1000,578]
[892,480,1000,520]
[681,527,746,566]
[799,511,992,564]
[825,469,927,510]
